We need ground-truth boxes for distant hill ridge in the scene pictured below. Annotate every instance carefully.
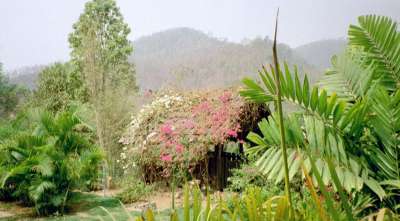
[131,27,320,90]
[134,27,224,56]
[294,38,347,69]
[8,65,45,90]
[8,27,345,90]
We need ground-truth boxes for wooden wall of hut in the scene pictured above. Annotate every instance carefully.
[207,144,244,190]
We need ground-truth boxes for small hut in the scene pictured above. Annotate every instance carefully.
[119,88,269,190]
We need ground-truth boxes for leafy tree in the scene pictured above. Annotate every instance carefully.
[0,63,19,117]
[68,0,136,90]
[32,62,78,113]
[68,0,137,180]
[0,109,103,215]
[241,15,400,213]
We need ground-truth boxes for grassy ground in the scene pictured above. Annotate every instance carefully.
[0,192,175,221]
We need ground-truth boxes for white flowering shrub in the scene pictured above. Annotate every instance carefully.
[118,91,194,175]
[119,94,186,146]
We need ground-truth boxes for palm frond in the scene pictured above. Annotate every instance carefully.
[0,109,103,214]
[368,88,400,181]
[55,111,81,134]
[348,15,400,90]
[28,179,56,202]
[241,63,369,138]
[29,154,54,177]
[319,53,376,101]
[245,114,377,195]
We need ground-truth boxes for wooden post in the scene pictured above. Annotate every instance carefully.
[216,144,223,191]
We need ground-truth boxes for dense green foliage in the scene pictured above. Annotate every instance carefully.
[107,180,399,220]
[227,163,270,192]
[241,14,400,214]
[0,63,24,118]
[0,110,103,215]
[32,62,81,113]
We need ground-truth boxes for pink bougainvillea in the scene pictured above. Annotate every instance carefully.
[156,90,241,161]
[136,90,245,178]
[227,130,238,138]
[160,123,173,135]
[192,101,211,114]
[165,140,174,148]
[175,143,184,154]
[161,154,172,162]
[218,91,232,103]
[118,89,264,182]
[183,119,196,129]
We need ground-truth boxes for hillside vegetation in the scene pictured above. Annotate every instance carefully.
[8,28,333,90]
[133,27,319,89]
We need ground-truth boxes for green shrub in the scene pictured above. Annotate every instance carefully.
[117,180,155,203]
[0,110,103,215]
[31,62,78,113]
[227,163,271,192]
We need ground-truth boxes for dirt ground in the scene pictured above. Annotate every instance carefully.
[0,188,184,220]
[91,187,185,211]
[0,200,34,220]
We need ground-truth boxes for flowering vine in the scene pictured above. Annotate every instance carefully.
[119,89,247,179]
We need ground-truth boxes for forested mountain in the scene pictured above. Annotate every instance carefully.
[8,28,332,90]
[132,27,320,90]
[294,38,347,69]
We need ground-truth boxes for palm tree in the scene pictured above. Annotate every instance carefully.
[0,109,103,215]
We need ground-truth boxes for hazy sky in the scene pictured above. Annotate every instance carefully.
[1,0,399,71]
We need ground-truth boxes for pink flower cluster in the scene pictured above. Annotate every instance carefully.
[192,91,241,144]
[158,122,187,162]
[161,154,172,162]
[218,91,232,103]
[160,123,173,135]
[227,129,238,138]
[156,90,241,165]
